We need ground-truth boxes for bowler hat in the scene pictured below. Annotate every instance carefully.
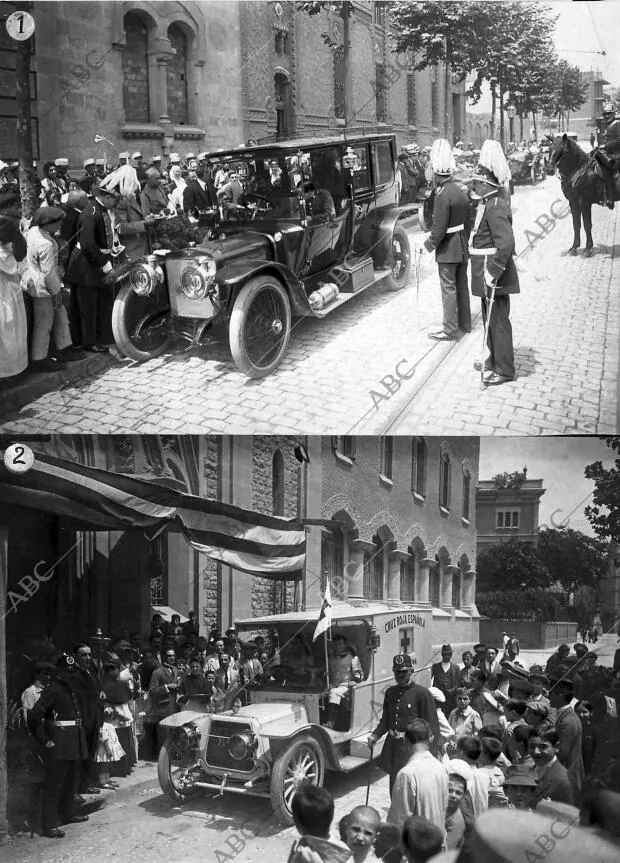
[503,768,537,788]
[393,653,413,669]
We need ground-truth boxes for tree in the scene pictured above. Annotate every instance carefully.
[12,1,38,218]
[477,539,551,593]
[477,588,563,621]
[585,437,620,542]
[537,527,608,596]
[540,59,588,132]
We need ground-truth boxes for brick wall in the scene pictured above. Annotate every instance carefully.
[122,11,149,123]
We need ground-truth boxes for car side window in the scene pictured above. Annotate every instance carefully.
[349,146,370,192]
[373,141,394,187]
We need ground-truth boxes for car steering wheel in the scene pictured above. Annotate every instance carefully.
[244,193,273,209]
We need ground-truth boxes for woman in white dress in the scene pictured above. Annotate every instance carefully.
[0,215,28,384]
[168,165,186,213]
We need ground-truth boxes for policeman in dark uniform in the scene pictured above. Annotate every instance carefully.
[424,137,471,341]
[367,653,439,796]
[599,102,620,208]
[28,654,90,838]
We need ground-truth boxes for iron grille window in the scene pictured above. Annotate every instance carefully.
[429,565,441,607]
[376,63,387,123]
[439,453,451,510]
[407,72,417,125]
[452,571,461,609]
[332,436,356,460]
[321,529,344,595]
[272,451,284,515]
[462,471,471,520]
[412,437,427,497]
[400,558,416,602]
[364,539,384,600]
[380,437,393,480]
[431,81,439,126]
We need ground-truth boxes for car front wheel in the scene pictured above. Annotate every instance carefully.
[270,735,325,824]
[112,282,173,362]
[158,735,202,803]
[383,224,411,291]
[229,276,291,378]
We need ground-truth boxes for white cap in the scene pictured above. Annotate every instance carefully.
[95,158,105,166]
[151,154,162,161]
[119,152,129,160]
[55,158,68,167]
[131,151,142,160]
[185,152,195,160]
[447,759,473,784]
[430,139,455,175]
[83,158,95,168]
[198,152,208,160]
[169,153,180,163]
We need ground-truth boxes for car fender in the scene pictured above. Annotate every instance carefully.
[216,259,311,317]
[372,205,420,266]
[158,710,207,729]
[262,723,342,771]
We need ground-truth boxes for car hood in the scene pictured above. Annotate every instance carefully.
[232,701,309,727]
[198,231,272,267]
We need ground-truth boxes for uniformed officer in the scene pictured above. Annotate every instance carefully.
[28,654,90,838]
[469,138,519,386]
[423,138,471,341]
[367,653,439,796]
[600,102,620,208]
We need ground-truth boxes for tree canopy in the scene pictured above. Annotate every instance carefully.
[585,437,620,542]
[476,539,551,593]
[537,527,608,595]
[477,589,564,622]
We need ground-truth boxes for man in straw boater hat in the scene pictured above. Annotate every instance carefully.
[423,138,471,341]
[469,139,519,386]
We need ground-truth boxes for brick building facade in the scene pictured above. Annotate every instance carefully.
[476,476,546,551]
[1,1,465,166]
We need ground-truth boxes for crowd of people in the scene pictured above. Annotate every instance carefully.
[287,636,620,863]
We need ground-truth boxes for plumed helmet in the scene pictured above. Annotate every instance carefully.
[477,139,510,186]
[429,138,455,175]
[603,102,614,114]
[99,165,141,198]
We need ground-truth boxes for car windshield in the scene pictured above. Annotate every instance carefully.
[235,619,371,690]
[207,146,348,223]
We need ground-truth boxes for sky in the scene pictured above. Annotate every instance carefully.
[479,436,616,536]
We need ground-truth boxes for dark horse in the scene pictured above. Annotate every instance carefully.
[549,133,611,257]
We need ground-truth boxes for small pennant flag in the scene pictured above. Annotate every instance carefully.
[313,579,332,642]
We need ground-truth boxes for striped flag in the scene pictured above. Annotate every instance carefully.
[313,579,332,642]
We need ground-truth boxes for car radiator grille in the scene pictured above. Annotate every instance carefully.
[205,720,255,773]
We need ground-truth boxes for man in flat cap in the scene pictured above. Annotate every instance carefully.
[21,661,54,714]
[118,152,128,167]
[54,158,69,193]
[79,158,97,194]
[132,151,146,186]
[431,644,461,716]
[94,159,106,180]
[368,653,438,795]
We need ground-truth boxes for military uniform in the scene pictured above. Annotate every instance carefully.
[424,178,471,338]
[28,668,89,834]
[371,655,439,795]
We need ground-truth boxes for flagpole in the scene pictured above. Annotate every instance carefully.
[324,570,330,691]
[324,629,330,691]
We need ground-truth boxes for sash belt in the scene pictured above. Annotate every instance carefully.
[469,247,498,256]
[446,224,465,234]
[52,720,81,727]
[75,242,111,253]
[389,730,405,739]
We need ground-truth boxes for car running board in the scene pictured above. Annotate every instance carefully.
[309,267,392,319]
[337,754,370,773]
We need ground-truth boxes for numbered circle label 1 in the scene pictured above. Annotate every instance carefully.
[6,11,35,41]
[4,443,35,474]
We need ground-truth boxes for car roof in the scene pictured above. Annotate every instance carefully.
[236,601,403,627]
[207,133,395,161]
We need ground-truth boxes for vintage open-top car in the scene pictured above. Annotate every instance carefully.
[156,602,446,822]
[111,133,418,378]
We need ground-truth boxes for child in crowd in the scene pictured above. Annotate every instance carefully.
[373,824,403,863]
[478,737,509,806]
[95,706,125,789]
[287,786,352,863]
[340,806,381,863]
[401,815,444,863]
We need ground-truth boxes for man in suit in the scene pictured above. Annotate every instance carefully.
[147,647,181,756]
[72,642,103,797]
[183,162,216,214]
[65,184,119,352]
[481,646,502,690]
[550,680,584,798]
[367,654,439,796]
[423,138,471,341]
[213,653,241,712]
[28,654,90,838]
[431,644,461,716]
[529,729,574,806]
[469,139,519,386]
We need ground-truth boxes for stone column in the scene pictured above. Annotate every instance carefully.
[462,570,476,612]
[387,551,410,601]
[416,558,433,608]
[347,539,374,600]
[442,565,458,610]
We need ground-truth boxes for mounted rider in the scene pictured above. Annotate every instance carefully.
[596,102,620,209]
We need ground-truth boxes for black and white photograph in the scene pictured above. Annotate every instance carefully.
[0,0,618,434]
[1,1,620,862]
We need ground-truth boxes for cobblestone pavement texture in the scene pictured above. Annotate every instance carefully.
[0,177,617,435]
[3,636,616,863]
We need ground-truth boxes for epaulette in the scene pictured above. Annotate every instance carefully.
[437,186,444,195]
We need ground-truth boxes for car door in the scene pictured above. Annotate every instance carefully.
[346,143,375,257]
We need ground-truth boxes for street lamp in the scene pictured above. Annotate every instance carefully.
[505,103,517,144]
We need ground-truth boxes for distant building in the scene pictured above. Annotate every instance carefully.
[598,539,620,630]
[476,473,546,552]
[541,68,610,142]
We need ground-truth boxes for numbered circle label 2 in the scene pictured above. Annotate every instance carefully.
[4,443,35,474]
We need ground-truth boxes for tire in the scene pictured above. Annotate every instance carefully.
[383,224,411,291]
[112,282,172,362]
[229,276,291,378]
[157,735,202,803]
[270,735,325,824]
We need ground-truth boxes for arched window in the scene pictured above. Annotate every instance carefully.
[429,560,440,607]
[272,450,284,516]
[452,569,461,609]
[122,12,150,122]
[462,467,471,521]
[400,556,416,602]
[167,24,189,125]
[321,528,344,596]
[364,535,384,600]
[380,436,393,480]
[274,72,292,138]
[439,451,451,510]
[411,437,427,498]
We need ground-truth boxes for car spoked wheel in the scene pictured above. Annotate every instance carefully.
[112,283,173,362]
[229,276,291,378]
[158,736,202,802]
[270,736,325,823]
[384,224,411,291]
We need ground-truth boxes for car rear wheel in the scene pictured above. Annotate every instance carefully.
[112,282,173,362]
[270,735,325,823]
[158,735,202,803]
[229,276,291,378]
[383,224,411,291]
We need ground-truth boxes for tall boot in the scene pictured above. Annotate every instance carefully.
[324,702,339,730]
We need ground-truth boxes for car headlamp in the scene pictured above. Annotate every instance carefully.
[172,723,200,752]
[180,255,217,300]
[226,731,256,761]
[129,255,164,297]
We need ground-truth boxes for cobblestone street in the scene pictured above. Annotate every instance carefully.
[0,176,617,435]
